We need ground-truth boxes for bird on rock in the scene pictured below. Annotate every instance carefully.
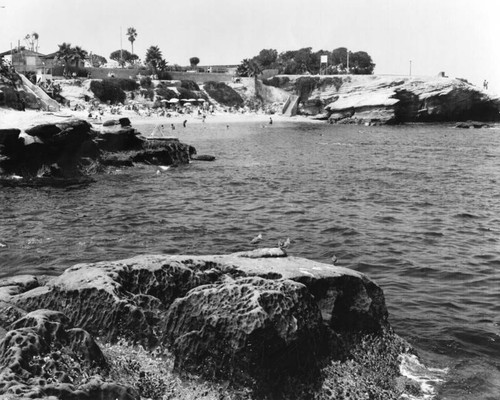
[250,233,262,245]
[278,237,291,249]
[332,255,338,265]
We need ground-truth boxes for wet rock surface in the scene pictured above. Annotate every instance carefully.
[0,252,415,399]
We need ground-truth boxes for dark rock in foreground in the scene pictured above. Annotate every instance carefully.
[0,118,196,185]
[0,251,413,399]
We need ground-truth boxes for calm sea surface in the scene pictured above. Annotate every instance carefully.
[1,121,500,398]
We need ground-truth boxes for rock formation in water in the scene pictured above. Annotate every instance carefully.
[263,74,500,124]
[0,118,196,184]
[0,251,421,399]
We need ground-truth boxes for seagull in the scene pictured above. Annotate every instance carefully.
[332,255,338,265]
[278,237,290,249]
[250,233,262,245]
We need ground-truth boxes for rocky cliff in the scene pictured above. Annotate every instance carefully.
[263,74,500,124]
[0,251,422,399]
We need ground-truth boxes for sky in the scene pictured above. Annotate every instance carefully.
[1,0,499,94]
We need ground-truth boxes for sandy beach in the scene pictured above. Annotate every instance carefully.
[0,107,321,132]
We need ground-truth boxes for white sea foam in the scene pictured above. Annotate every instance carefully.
[399,353,448,400]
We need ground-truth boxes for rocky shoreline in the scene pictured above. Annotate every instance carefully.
[262,74,500,125]
[0,117,196,186]
[0,250,424,399]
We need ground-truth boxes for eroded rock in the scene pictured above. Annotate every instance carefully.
[163,276,327,387]
[0,309,138,399]
[1,253,392,395]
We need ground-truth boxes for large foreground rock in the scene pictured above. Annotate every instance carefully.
[0,251,389,394]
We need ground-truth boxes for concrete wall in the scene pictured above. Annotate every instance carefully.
[169,71,235,83]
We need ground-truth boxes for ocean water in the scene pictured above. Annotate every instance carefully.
[1,121,500,399]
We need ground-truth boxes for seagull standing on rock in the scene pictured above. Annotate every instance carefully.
[250,233,262,245]
[278,237,291,249]
[332,255,338,265]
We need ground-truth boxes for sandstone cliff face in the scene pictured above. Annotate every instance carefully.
[0,251,417,399]
[263,74,500,124]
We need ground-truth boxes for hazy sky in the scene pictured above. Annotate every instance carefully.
[1,0,499,93]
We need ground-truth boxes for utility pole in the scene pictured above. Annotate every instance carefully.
[409,60,412,76]
[120,26,123,67]
[346,49,349,73]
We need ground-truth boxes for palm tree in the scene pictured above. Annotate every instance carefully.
[56,42,73,76]
[145,45,163,77]
[127,27,137,56]
[71,46,88,70]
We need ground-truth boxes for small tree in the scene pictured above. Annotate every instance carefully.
[89,54,107,67]
[189,57,200,68]
[255,49,278,69]
[110,49,134,67]
[236,58,262,78]
[349,51,375,74]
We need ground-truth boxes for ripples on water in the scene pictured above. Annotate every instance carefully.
[1,121,500,398]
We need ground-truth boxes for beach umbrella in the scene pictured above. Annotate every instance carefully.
[187,98,197,102]
[160,99,169,103]
[169,98,179,103]
[183,102,192,106]
[197,98,206,102]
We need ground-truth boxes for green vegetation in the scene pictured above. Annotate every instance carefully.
[126,27,138,56]
[89,54,107,67]
[155,84,177,101]
[145,45,171,79]
[110,49,138,68]
[237,46,375,76]
[296,76,320,102]
[90,79,127,104]
[180,80,200,91]
[189,57,200,68]
[140,76,153,88]
[236,58,262,77]
[203,81,243,107]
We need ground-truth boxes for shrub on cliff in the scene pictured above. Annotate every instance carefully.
[180,80,200,91]
[203,81,243,107]
[113,78,139,91]
[321,76,344,92]
[90,80,126,104]
[296,76,320,103]
[263,76,290,88]
[178,87,199,101]
[140,76,152,88]
[156,86,178,100]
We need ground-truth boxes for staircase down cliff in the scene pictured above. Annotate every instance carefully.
[263,75,500,124]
